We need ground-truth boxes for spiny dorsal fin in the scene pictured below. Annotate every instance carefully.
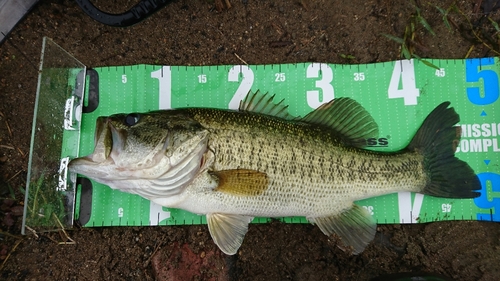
[310,204,376,255]
[240,91,378,147]
[207,213,254,255]
[211,169,269,196]
[239,90,297,121]
[301,98,379,147]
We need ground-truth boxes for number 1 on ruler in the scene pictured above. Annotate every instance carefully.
[151,66,172,110]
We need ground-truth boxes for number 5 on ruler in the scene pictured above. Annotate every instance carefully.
[228,65,254,109]
[388,60,420,105]
[466,58,499,105]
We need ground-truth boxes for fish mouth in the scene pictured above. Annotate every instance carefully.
[68,117,120,174]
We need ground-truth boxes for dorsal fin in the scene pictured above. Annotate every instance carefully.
[238,90,297,121]
[301,98,379,147]
[239,91,378,147]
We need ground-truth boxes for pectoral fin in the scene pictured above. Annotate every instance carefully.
[310,204,376,254]
[211,169,269,196]
[207,213,254,255]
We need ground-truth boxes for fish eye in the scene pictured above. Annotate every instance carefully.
[124,113,140,126]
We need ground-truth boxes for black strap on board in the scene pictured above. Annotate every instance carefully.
[83,69,99,113]
[75,0,173,27]
[76,177,93,226]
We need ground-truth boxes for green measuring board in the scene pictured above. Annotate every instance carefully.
[72,59,499,228]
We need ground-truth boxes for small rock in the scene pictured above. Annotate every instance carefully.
[10,205,24,216]
[151,243,230,281]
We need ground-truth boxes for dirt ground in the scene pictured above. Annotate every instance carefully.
[1,0,500,280]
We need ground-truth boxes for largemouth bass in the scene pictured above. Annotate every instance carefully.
[69,91,481,255]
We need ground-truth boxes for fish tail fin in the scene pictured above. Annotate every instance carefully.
[407,102,481,198]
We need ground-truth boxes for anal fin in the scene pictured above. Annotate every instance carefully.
[310,204,376,254]
[207,213,254,255]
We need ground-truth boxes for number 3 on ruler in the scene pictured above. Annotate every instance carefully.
[306,63,334,109]
[388,60,420,105]
[228,65,254,109]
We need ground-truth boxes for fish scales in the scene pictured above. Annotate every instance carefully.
[69,92,481,255]
[183,108,426,218]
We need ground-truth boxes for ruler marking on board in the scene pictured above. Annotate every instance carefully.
[71,59,500,228]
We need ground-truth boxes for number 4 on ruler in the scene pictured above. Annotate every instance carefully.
[388,60,420,105]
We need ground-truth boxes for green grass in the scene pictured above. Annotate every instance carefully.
[382,1,439,70]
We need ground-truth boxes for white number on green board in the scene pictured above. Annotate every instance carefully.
[354,72,365,81]
[228,65,254,109]
[149,202,171,226]
[275,72,286,82]
[151,66,172,109]
[306,63,334,109]
[363,205,374,215]
[398,192,423,223]
[442,204,452,213]
[388,60,420,105]
[435,68,446,77]
[198,74,207,84]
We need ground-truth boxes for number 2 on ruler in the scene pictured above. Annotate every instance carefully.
[388,60,420,105]
[228,65,254,109]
